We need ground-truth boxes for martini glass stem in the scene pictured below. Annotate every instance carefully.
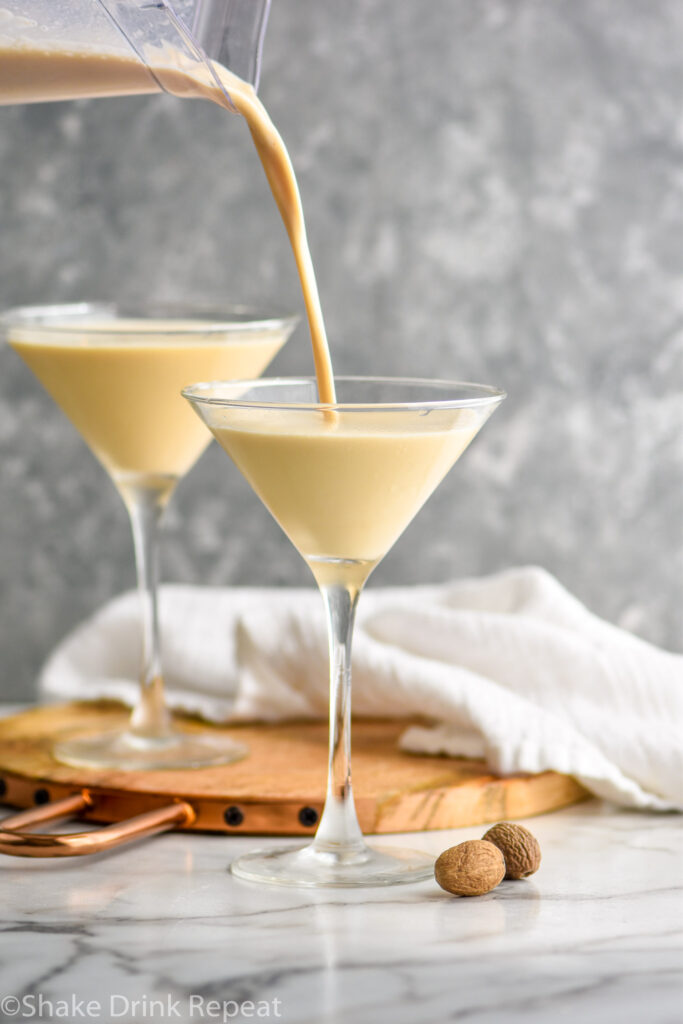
[313,583,367,858]
[121,479,175,741]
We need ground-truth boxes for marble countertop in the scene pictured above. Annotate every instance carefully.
[0,707,681,1024]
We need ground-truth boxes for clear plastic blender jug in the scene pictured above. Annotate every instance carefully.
[0,0,271,107]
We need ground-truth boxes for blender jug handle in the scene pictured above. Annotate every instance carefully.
[95,0,271,110]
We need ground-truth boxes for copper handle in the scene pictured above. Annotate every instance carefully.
[0,791,195,857]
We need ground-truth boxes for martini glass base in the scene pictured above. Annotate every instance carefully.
[231,841,434,888]
[53,727,248,771]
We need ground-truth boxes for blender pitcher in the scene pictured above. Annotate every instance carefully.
[0,0,271,108]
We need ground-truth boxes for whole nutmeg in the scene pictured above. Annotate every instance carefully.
[434,839,505,896]
[482,822,541,879]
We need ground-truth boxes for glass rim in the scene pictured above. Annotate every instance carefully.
[182,375,507,411]
[0,302,299,337]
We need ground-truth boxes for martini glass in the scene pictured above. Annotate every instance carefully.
[3,302,297,770]
[184,376,505,885]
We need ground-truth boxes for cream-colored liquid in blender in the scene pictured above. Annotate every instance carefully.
[0,44,336,403]
[9,321,287,478]
[212,410,479,586]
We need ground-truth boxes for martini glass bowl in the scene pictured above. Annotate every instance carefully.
[184,376,505,885]
[3,302,297,770]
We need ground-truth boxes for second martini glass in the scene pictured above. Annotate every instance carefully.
[3,302,296,770]
[184,376,505,885]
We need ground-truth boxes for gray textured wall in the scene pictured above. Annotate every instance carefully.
[2,1,683,700]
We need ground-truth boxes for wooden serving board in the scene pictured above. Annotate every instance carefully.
[0,702,588,835]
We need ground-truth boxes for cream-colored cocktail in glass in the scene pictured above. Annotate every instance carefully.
[184,376,505,886]
[3,302,296,770]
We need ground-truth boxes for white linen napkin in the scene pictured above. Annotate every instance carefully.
[39,566,683,811]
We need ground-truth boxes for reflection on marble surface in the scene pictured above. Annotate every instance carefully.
[0,794,681,1023]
